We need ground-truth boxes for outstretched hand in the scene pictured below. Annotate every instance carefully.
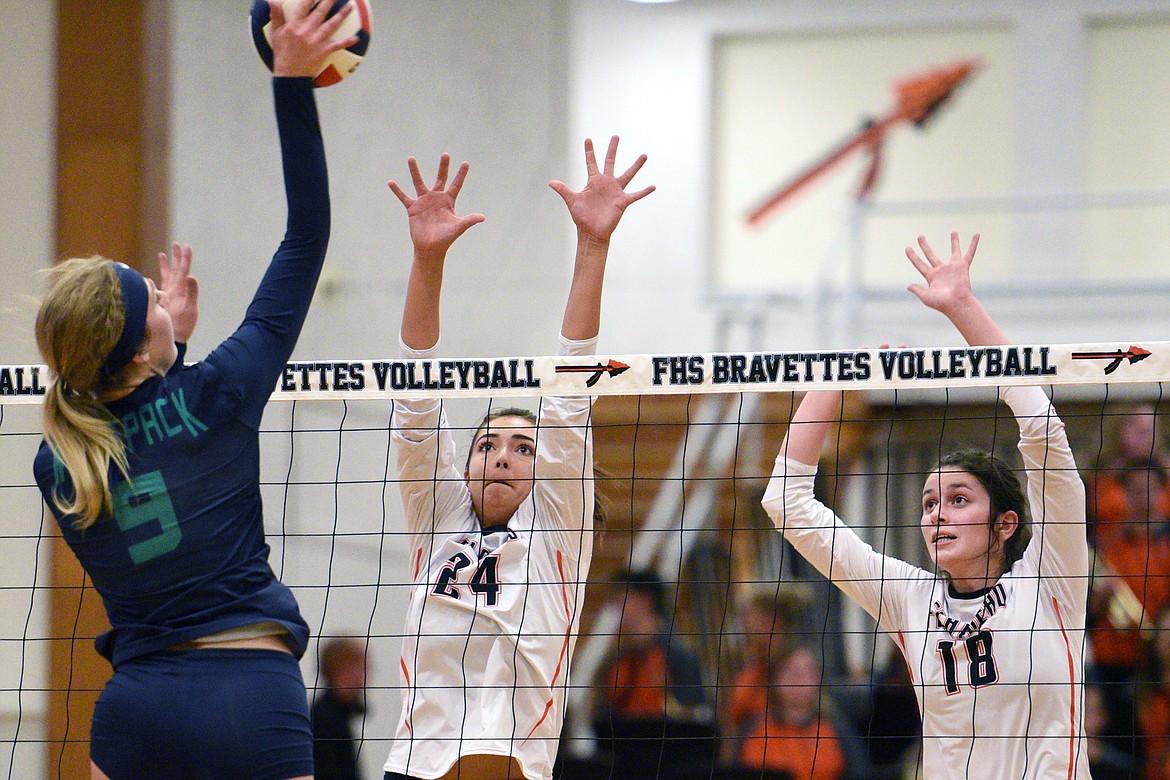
[268,0,358,79]
[905,232,981,317]
[158,242,198,344]
[550,136,655,243]
[906,231,1006,346]
[388,154,485,259]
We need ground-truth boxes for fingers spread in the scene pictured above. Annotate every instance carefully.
[905,245,931,277]
[618,154,648,188]
[916,234,944,266]
[583,138,599,177]
[458,213,486,230]
[964,233,981,263]
[433,153,451,192]
[548,180,571,203]
[448,161,471,199]
[624,184,656,205]
[407,157,427,195]
[388,180,412,207]
[603,135,619,176]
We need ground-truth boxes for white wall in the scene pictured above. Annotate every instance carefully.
[0,0,53,365]
[571,0,1170,351]
[0,2,54,777]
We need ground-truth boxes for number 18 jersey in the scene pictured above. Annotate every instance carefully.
[763,385,1091,780]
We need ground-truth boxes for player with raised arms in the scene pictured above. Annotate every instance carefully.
[763,233,1090,779]
[382,137,653,780]
[32,3,356,778]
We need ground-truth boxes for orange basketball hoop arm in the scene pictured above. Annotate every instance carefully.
[745,59,979,228]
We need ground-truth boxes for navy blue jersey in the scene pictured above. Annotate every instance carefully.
[33,77,329,668]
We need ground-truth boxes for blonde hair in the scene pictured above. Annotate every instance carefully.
[36,257,138,529]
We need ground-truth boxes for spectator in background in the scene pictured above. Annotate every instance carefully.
[1089,403,1170,548]
[594,569,713,779]
[312,636,370,780]
[723,586,809,747]
[1087,460,1170,765]
[1138,605,1170,780]
[736,645,866,780]
[1084,674,1138,780]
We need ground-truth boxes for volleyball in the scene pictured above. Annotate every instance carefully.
[250,0,372,88]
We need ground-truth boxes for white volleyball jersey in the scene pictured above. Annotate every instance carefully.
[763,385,1091,780]
[384,336,595,780]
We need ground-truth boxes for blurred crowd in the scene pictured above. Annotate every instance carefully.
[560,402,1170,780]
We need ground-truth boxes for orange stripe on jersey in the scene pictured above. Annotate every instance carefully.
[400,549,426,735]
[411,547,423,582]
[524,550,574,742]
[400,656,414,737]
[1053,597,1075,780]
[398,548,427,738]
[896,631,915,683]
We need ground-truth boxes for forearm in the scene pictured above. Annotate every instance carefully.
[779,390,843,467]
[1004,385,1089,585]
[202,78,330,418]
[275,78,330,242]
[224,79,328,367]
[942,294,1009,348]
[761,456,902,623]
[400,250,445,351]
[560,232,609,341]
[244,78,329,333]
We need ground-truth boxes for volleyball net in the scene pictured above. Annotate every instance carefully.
[2,341,1169,778]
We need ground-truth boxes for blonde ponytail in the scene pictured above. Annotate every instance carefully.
[36,258,136,529]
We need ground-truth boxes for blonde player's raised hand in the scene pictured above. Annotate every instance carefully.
[268,0,358,79]
[157,242,198,345]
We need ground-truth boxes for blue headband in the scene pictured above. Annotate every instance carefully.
[100,262,149,379]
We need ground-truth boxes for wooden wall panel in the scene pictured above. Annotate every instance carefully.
[50,1,167,776]
[56,141,142,264]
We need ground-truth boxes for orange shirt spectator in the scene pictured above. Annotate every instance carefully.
[1140,687,1170,780]
[1091,533,1170,670]
[736,646,852,780]
[739,717,847,780]
[1090,471,1170,550]
[1089,403,1170,548]
[1139,606,1170,780]
[604,642,673,718]
[1088,460,1170,673]
[594,570,712,780]
[727,660,769,734]
[724,586,807,738]
[597,571,706,721]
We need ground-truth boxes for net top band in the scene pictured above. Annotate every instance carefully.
[2,341,1167,404]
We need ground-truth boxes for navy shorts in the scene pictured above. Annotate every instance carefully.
[91,648,313,780]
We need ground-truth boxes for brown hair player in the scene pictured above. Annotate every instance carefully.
[382,136,653,780]
[763,233,1091,779]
